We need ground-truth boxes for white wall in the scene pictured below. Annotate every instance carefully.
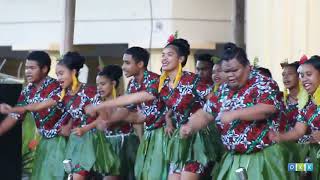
[246,0,320,90]
[0,0,232,50]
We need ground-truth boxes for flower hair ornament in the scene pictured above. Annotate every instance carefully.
[159,31,182,92]
[297,54,308,75]
[211,56,221,64]
[167,31,178,43]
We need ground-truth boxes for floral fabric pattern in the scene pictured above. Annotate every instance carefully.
[203,69,281,154]
[126,71,166,131]
[10,76,64,138]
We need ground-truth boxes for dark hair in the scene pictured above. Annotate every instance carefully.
[281,61,300,72]
[124,47,150,68]
[165,38,190,67]
[257,67,272,78]
[98,65,123,88]
[196,54,214,68]
[221,42,249,66]
[26,51,51,74]
[58,51,85,76]
[304,55,320,72]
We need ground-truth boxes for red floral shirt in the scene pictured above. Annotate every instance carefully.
[53,84,96,129]
[159,71,212,127]
[10,76,64,138]
[278,93,299,132]
[204,69,281,154]
[297,99,320,132]
[93,94,133,136]
[126,70,166,131]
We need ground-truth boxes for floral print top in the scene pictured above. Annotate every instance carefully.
[126,70,166,131]
[203,69,281,154]
[10,76,64,138]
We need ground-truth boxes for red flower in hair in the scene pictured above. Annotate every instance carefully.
[167,31,178,43]
[167,34,175,43]
[299,55,308,65]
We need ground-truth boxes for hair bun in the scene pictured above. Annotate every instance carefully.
[172,38,190,56]
[101,65,123,81]
[223,42,238,52]
[63,51,85,71]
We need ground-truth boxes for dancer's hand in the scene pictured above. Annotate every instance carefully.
[58,123,72,137]
[180,124,193,139]
[0,103,12,114]
[9,106,26,114]
[85,104,98,117]
[268,131,281,142]
[72,127,84,137]
[165,125,175,137]
[221,111,237,124]
[96,120,107,131]
[310,131,320,143]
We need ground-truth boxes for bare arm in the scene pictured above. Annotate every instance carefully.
[103,108,145,125]
[180,109,214,138]
[9,99,57,114]
[86,91,155,116]
[221,104,276,124]
[73,121,98,136]
[0,116,18,136]
[237,104,276,121]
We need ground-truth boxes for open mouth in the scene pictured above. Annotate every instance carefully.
[283,81,290,85]
[162,61,169,68]
[303,83,312,91]
[98,90,105,95]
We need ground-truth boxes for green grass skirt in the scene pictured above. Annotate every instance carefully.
[65,132,96,173]
[31,136,67,180]
[212,143,300,180]
[107,133,139,179]
[134,127,169,180]
[297,143,320,180]
[92,131,120,175]
[166,124,223,171]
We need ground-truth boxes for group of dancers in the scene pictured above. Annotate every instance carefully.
[0,34,319,180]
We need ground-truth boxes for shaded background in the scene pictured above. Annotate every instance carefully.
[0,84,22,180]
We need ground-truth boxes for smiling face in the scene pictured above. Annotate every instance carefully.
[96,75,114,98]
[212,63,224,84]
[56,64,75,89]
[122,54,142,78]
[25,60,47,84]
[161,46,183,72]
[299,64,320,95]
[221,58,250,89]
[282,66,299,90]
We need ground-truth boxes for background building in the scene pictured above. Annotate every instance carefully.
[0,0,319,90]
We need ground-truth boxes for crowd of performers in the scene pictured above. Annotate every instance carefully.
[0,35,320,180]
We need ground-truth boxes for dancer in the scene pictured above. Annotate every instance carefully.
[195,53,213,82]
[11,52,97,180]
[87,47,169,180]
[0,51,68,180]
[270,55,320,179]
[180,43,296,180]
[81,65,139,180]
[87,37,219,180]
